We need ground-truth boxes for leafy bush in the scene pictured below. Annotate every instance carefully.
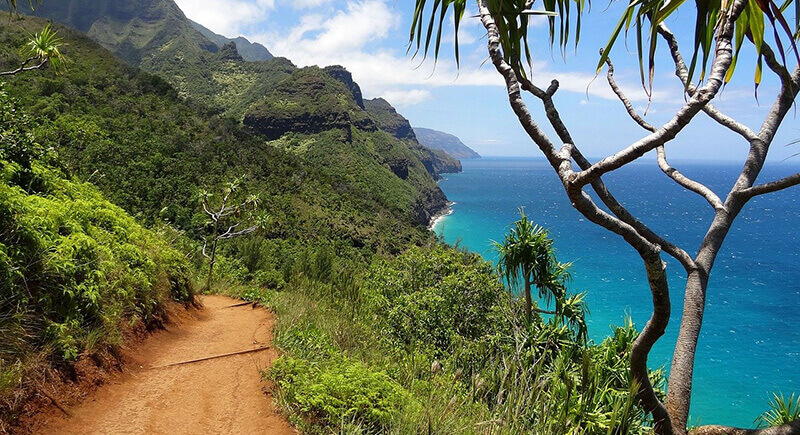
[0,89,194,400]
[363,246,507,356]
[269,355,416,433]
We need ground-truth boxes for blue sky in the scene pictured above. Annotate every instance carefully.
[174,0,799,161]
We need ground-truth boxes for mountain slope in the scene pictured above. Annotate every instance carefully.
[0,17,437,250]
[10,0,452,224]
[9,0,293,120]
[4,0,217,66]
[414,127,481,159]
[243,67,448,224]
[364,98,462,179]
[190,20,273,62]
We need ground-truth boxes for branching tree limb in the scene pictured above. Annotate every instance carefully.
[737,172,800,197]
[0,57,49,77]
[657,25,760,143]
[199,180,261,291]
[477,2,675,430]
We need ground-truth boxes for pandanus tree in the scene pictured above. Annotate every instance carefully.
[411,0,800,434]
[1,2,66,77]
[495,210,588,342]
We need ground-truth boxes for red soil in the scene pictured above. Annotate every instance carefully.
[27,295,295,435]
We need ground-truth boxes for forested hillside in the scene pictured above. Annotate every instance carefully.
[0,17,446,246]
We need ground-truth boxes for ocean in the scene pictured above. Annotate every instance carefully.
[433,157,800,428]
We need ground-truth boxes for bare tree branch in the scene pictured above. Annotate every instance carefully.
[0,57,49,76]
[603,54,725,212]
[657,147,726,211]
[657,24,759,143]
[572,0,748,189]
[761,43,795,86]
[737,172,800,198]
[604,55,656,133]
[519,73,697,271]
[218,225,258,240]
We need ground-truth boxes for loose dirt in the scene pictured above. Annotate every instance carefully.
[30,295,295,435]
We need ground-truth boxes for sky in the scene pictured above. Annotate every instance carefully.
[173,0,799,162]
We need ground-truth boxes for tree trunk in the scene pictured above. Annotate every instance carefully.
[524,277,533,324]
[667,201,743,434]
[206,238,218,292]
[665,270,709,435]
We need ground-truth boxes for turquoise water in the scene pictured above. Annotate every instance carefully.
[434,157,800,427]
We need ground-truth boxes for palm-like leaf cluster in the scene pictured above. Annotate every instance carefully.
[410,0,798,89]
[757,393,800,428]
[495,209,588,341]
[22,24,65,73]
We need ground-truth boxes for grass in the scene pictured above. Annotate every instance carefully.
[222,245,660,434]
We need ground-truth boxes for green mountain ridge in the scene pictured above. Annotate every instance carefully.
[189,19,274,62]
[414,127,481,159]
[8,0,456,225]
[364,98,462,179]
[0,17,441,247]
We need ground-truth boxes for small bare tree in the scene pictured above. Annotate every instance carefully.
[411,1,799,434]
[200,178,260,291]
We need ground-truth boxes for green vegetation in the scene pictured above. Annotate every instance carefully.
[411,1,800,433]
[364,98,462,180]
[0,10,660,434]
[0,18,440,253]
[757,394,800,428]
[0,86,194,406]
[10,3,794,434]
[234,242,661,434]
[495,209,587,337]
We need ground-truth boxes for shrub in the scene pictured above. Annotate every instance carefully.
[363,246,507,356]
[269,355,416,433]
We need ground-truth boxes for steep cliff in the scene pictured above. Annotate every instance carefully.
[414,127,481,159]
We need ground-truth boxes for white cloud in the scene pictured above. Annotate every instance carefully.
[381,89,433,107]
[174,0,275,35]
[291,0,333,8]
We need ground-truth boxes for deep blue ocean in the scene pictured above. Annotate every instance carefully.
[433,157,800,427]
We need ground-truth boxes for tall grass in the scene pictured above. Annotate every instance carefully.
[233,245,660,434]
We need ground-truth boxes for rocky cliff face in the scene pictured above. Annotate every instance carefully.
[414,127,481,159]
[363,98,416,141]
[364,98,463,180]
[218,42,244,62]
[324,66,365,109]
[244,67,376,140]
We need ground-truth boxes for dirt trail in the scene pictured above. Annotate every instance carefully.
[32,295,295,435]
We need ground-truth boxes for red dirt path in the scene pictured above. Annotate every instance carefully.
[31,295,295,435]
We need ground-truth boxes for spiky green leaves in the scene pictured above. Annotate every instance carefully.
[410,0,798,95]
[756,393,800,428]
[409,0,558,77]
[22,24,66,74]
